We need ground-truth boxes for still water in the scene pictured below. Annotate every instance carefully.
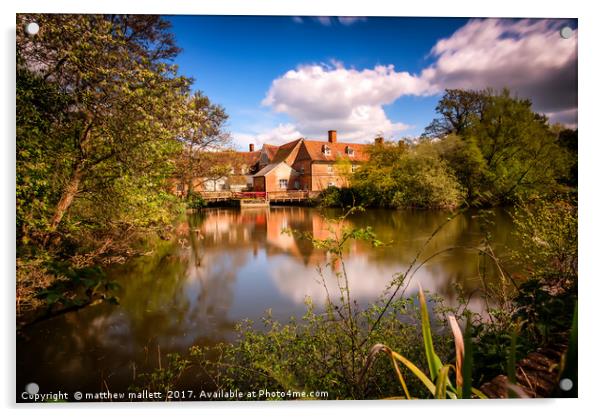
[17,206,519,394]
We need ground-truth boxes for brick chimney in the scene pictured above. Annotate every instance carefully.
[249,143,255,152]
[375,136,384,146]
[328,130,337,143]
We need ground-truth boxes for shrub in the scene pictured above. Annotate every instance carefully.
[352,141,464,209]
[186,192,207,210]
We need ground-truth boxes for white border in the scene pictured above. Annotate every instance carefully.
[2,1,600,416]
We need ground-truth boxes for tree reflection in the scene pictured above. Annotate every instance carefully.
[17,206,519,393]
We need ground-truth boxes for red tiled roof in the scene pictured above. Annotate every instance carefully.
[239,150,261,166]
[262,144,279,162]
[258,138,371,165]
[301,140,370,162]
[271,138,303,164]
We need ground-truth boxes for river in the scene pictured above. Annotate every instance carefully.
[17,206,520,395]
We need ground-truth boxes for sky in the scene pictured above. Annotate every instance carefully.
[166,15,578,150]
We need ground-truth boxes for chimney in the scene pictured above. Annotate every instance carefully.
[328,130,337,143]
[375,136,384,146]
[249,143,255,152]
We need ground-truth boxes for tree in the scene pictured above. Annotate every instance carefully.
[172,91,230,197]
[466,90,570,204]
[352,141,463,209]
[199,151,243,191]
[426,89,571,205]
[554,127,578,187]
[17,14,191,245]
[423,89,486,138]
[434,134,487,203]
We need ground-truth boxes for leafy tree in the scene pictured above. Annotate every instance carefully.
[173,91,230,197]
[352,142,463,209]
[427,89,572,205]
[423,89,486,138]
[467,90,570,204]
[17,14,191,247]
[554,127,578,187]
[16,14,210,318]
[434,134,486,203]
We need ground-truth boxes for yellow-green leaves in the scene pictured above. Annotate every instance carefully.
[418,284,443,381]
[448,315,464,392]
[366,286,487,400]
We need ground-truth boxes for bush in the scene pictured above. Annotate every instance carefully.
[188,295,451,400]
[352,141,464,209]
[186,192,207,210]
[317,186,357,208]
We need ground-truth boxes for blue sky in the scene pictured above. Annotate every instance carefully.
[166,16,577,149]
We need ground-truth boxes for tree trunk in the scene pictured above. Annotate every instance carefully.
[45,118,93,241]
[47,161,84,234]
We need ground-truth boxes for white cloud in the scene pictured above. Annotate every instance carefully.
[337,17,367,26]
[253,18,578,143]
[232,123,303,148]
[422,18,577,121]
[314,17,332,26]
[292,16,368,26]
[262,62,426,142]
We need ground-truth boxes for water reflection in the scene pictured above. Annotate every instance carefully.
[17,206,518,394]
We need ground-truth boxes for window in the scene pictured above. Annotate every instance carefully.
[328,181,336,187]
[352,164,358,173]
[346,146,354,156]
[294,180,300,189]
[279,179,288,189]
[322,145,331,155]
[299,166,305,174]
[327,165,333,174]
[176,183,184,191]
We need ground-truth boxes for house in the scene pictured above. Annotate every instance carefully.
[172,130,374,196]
[252,130,370,192]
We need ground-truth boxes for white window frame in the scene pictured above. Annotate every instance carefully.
[346,146,354,156]
[327,165,333,174]
[323,145,331,156]
[279,179,288,189]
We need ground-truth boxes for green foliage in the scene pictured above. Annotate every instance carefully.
[131,353,191,396]
[512,195,578,281]
[351,141,464,209]
[427,89,573,206]
[470,196,577,386]
[15,14,228,320]
[366,287,486,399]
[188,296,447,400]
[186,192,207,210]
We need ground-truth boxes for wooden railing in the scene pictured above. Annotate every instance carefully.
[197,191,233,200]
[267,190,319,201]
[195,190,319,202]
[234,191,267,200]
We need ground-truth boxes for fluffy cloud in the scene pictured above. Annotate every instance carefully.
[291,16,367,26]
[256,18,577,144]
[232,123,303,148]
[262,62,427,142]
[423,18,577,120]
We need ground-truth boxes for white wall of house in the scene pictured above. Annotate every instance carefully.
[202,177,228,191]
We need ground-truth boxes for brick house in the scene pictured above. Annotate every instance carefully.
[252,130,370,192]
[172,130,373,196]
